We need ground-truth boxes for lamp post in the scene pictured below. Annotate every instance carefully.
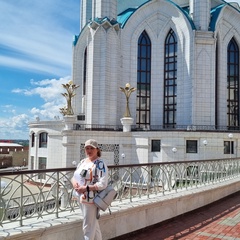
[228,133,233,158]
[121,153,125,163]
[72,161,77,166]
[203,140,208,160]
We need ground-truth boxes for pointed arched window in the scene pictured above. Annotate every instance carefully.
[163,29,177,128]
[136,30,151,128]
[83,47,87,95]
[227,38,239,129]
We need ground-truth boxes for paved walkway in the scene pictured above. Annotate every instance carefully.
[113,191,240,240]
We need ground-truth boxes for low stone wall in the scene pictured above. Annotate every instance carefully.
[1,178,239,240]
[101,178,240,239]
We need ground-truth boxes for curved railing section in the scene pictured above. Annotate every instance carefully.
[0,158,239,227]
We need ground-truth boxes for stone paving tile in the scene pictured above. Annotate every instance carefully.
[112,191,240,240]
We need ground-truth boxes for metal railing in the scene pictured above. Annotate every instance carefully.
[73,123,240,132]
[0,158,239,227]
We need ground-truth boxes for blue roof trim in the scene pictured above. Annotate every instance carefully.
[210,1,240,31]
[117,0,151,28]
[73,35,79,46]
[117,0,196,30]
[88,16,119,27]
[73,17,119,46]
[75,0,240,45]
[117,8,138,28]
[209,4,225,31]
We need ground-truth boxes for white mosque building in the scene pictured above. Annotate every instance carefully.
[29,0,240,170]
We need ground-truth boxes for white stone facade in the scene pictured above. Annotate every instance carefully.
[29,0,240,169]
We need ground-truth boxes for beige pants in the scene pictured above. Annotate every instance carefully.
[80,203,102,240]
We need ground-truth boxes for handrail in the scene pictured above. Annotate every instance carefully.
[0,158,239,227]
[71,123,240,132]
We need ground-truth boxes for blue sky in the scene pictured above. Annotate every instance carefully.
[0,0,239,140]
[0,0,80,140]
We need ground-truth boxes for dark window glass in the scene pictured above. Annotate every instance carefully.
[31,133,35,147]
[186,140,198,153]
[39,132,48,148]
[136,30,151,128]
[83,47,87,95]
[224,141,234,154]
[227,38,239,129]
[164,29,177,128]
[151,140,161,152]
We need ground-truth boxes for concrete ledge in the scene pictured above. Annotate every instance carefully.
[0,178,239,240]
[102,178,240,239]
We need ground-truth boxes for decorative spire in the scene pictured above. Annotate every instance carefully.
[60,80,80,116]
[119,83,136,117]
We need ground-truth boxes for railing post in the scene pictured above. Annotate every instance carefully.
[130,167,133,202]
[147,165,151,198]
[0,176,5,222]
[55,171,59,218]
[20,174,24,226]
[60,179,68,208]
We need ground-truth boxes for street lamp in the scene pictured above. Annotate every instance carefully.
[172,147,177,161]
[72,161,77,166]
[203,140,208,160]
[228,133,233,158]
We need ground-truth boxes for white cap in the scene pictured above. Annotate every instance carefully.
[84,139,98,148]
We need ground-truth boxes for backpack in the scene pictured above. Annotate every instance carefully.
[93,185,117,211]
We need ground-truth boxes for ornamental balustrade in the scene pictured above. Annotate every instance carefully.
[72,123,240,132]
[0,158,239,227]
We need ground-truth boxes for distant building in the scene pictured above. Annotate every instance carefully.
[29,0,240,171]
[0,142,28,168]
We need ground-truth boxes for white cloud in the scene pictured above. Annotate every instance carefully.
[0,55,69,76]
[10,114,30,129]
[0,1,78,139]
[26,77,70,119]
[0,114,30,139]
[1,105,16,114]
[25,77,74,122]
[13,77,70,117]
[12,77,70,101]
[0,0,78,76]
[0,76,73,139]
